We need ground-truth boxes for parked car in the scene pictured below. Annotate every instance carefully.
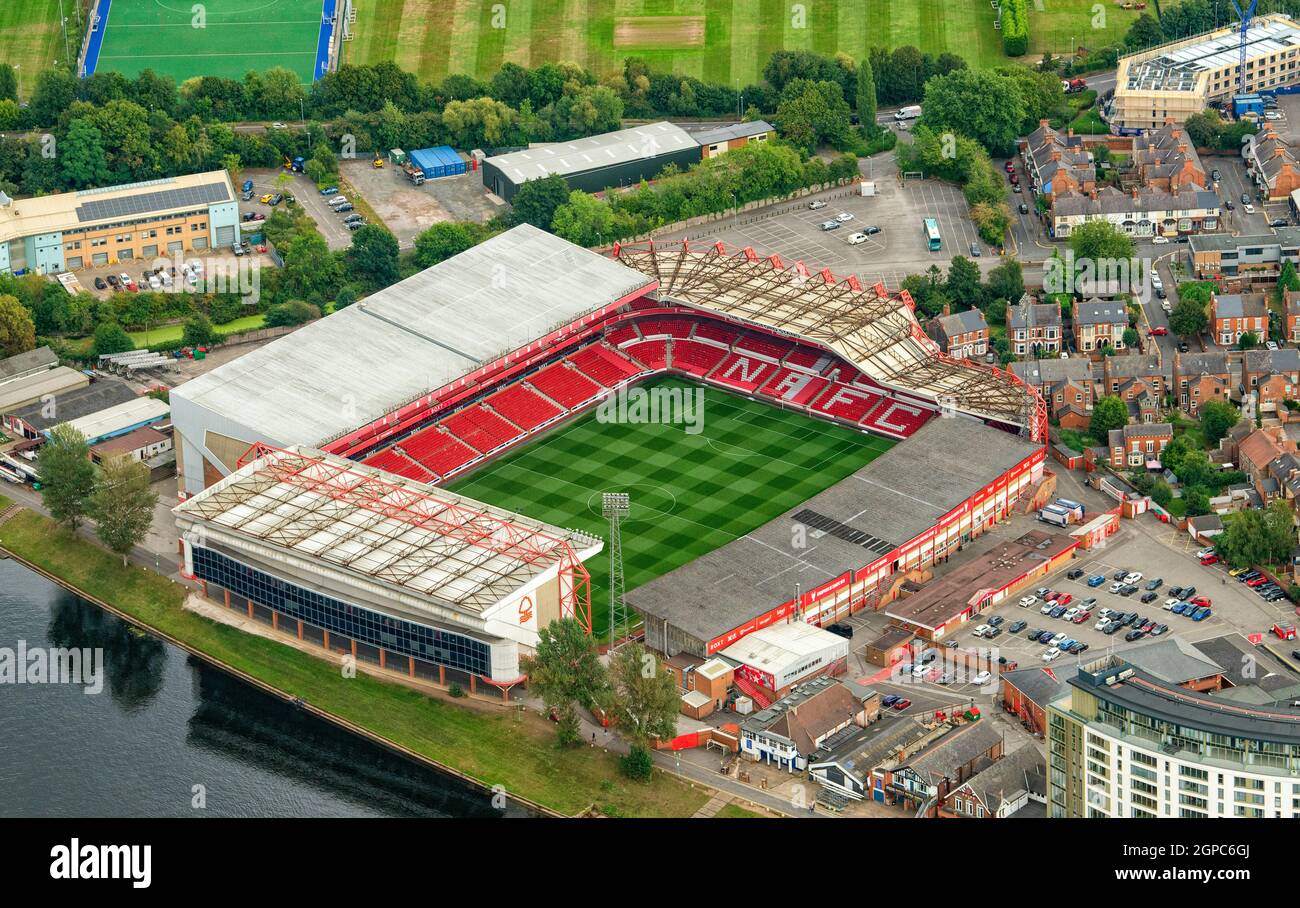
[1042,648,1061,662]
[1122,572,1143,585]
[1189,596,1212,608]
[1200,553,1219,565]
[891,698,912,711]
[847,232,869,245]
[1112,569,1129,580]
[93,276,107,290]
[1087,574,1106,587]
[1050,633,1067,646]
[863,225,882,235]
[1072,611,1092,624]
[1120,585,1138,597]
[1191,606,1212,621]
[1056,592,1073,606]
[1063,607,1079,621]
[1066,567,1084,580]
[1150,624,1168,637]
[1103,621,1123,635]
[971,671,992,686]
[1050,605,1067,618]
[334,203,355,213]
[320,186,339,195]
[1125,629,1147,642]
[1018,202,1029,214]
[826,622,853,640]
[881,694,900,707]
[1040,601,1057,615]
[987,615,1004,628]
[1009,620,1027,633]
[1019,595,1038,608]
[1172,602,1189,615]
[1144,578,1163,591]
[835,212,854,223]
[970,242,981,257]
[819,220,841,231]
[973,624,993,637]
[1140,591,1158,603]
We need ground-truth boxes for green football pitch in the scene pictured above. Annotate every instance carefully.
[446,377,894,637]
[92,0,323,84]
[350,0,1139,89]
[0,0,70,98]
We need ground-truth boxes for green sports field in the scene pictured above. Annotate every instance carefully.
[350,0,1139,89]
[0,0,70,97]
[445,376,893,637]
[93,0,323,84]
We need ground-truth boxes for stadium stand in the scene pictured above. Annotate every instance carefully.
[762,368,829,406]
[604,324,640,347]
[489,384,563,430]
[443,406,525,452]
[625,340,668,370]
[783,347,824,369]
[670,340,729,378]
[362,448,439,483]
[691,320,742,346]
[812,383,882,422]
[530,362,604,408]
[735,333,794,361]
[393,426,479,477]
[638,318,694,339]
[710,352,777,392]
[568,345,642,387]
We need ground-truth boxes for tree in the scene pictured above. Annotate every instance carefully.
[414,222,482,269]
[1090,395,1128,444]
[347,224,400,289]
[856,56,878,127]
[920,69,1027,156]
[609,642,678,780]
[92,322,135,357]
[1238,331,1259,350]
[1199,399,1238,446]
[1168,294,1209,338]
[1126,13,1165,51]
[1182,486,1211,517]
[264,299,320,327]
[519,618,607,747]
[985,259,1024,308]
[36,425,96,532]
[282,230,340,305]
[88,455,158,565]
[1068,219,1136,264]
[510,174,571,230]
[0,294,35,358]
[60,120,113,190]
[946,256,983,307]
[551,191,615,247]
[773,79,853,153]
[0,63,16,102]
[182,313,215,348]
[1215,501,1297,568]
[1122,327,1140,349]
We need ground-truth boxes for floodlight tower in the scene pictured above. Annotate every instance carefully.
[1230,0,1260,95]
[602,492,630,652]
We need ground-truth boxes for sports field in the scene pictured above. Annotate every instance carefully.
[89,0,326,84]
[350,0,1139,89]
[446,377,894,636]
[0,0,69,97]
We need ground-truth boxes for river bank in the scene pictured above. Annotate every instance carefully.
[0,498,714,818]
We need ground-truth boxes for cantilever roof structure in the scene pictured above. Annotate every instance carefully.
[174,444,602,617]
[611,240,1039,433]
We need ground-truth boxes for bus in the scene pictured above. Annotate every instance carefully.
[923,217,941,251]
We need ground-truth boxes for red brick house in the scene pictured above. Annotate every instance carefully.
[939,746,1046,819]
[1242,348,1300,414]
[1174,351,1232,415]
[1107,422,1174,468]
[1007,294,1063,357]
[1131,119,1208,193]
[1011,358,1096,424]
[1072,298,1130,354]
[1212,292,1268,347]
[926,306,990,360]
[1286,290,1300,343]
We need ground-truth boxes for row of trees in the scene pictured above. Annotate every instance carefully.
[37,425,158,564]
[1214,500,1299,569]
[524,619,678,780]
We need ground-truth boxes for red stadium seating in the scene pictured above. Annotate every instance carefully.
[604,324,640,347]
[691,320,742,346]
[783,347,823,369]
[671,339,728,377]
[761,368,829,406]
[811,383,881,422]
[363,448,439,483]
[569,345,642,387]
[735,332,794,360]
[530,363,604,408]
[489,384,562,430]
[625,340,668,370]
[398,427,479,476]
[862,399,934,437]
[443,405,524,452]
[710,352,776,392]
[638,318,694,339]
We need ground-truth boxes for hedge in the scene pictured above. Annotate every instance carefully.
[1002,0,1029,57]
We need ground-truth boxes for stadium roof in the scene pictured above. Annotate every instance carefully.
[612,240,1035,428]
[484,121,697,184]
[171,224,656,447]
[0,172,234,242]
[173,444,602,614]
[628,418,1041,644]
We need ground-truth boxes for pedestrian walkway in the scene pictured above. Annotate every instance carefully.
[692,792,733,818]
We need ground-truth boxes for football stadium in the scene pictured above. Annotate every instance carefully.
[81,0,344,83]
[171,224,1047,697]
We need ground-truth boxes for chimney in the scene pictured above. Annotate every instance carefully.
[1276,146,1287,158]
[1067,127,1075,139]
[942,302,952,317]
[1177,142,1187,155]
[1039,118,1050,129]
[1164,116,1176,126]
[1051,148,1062,162]
[1132,187,1140,200]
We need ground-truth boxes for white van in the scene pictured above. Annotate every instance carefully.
[894,105,922,121]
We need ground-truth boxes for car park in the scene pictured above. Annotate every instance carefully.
[1171,602,1189,615]
[320,186,339,196]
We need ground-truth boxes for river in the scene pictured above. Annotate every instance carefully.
[0,559,530,817]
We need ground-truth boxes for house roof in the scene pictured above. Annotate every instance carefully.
[902,721,1003,784]
[0,346,57,384]
[952,746,1046,814]
[1002,666,1070,709]
[1213,292,1267,320]
[1244,347,1300,375]
[1176,350,1230,376]
[1007,298,1062,330]
[1105,353,1167,382]
[1011,358,1094,386]
[936,308,988,338]
[1240,429,1285,471]
[5,379,139,430]
[690,120,776,146]
[89,425,169,457]
[1123,637,1224,685]
[1074,299,1130,326]
[1052,185,1218,218]
[741,677,874,755]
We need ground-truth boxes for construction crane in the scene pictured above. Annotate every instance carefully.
[1230,0,1260,95]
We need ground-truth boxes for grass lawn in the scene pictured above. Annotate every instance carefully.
[93,0,323,84]
[351,0,1139,88]
[0,497,711,817]
[715,802,765,818]
[0,0,69,97]
[447,376,893,636]
[129,312,267,348]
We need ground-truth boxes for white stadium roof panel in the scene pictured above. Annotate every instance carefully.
[485,121,697,183]
[171,224,655,447]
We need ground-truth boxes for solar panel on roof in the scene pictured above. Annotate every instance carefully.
[76,182,230,223]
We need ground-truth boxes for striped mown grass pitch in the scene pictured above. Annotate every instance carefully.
[347,0,1139,89]
[446,376,893,637]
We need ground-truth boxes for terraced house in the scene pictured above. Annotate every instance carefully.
[1245,125,1300,201]
[1011,358,1096,430]
[1050,186,1221,239]
[1131,120,1208,191]
[1242,348,1300,413]
[1072,298,1130,353]
[1212,292,1268,346]
[1285,290,1300,341]
[1020,121,1096,201]
[0,172,241,275]
[1107,422,1174,468]
[1174,350,1232,415]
